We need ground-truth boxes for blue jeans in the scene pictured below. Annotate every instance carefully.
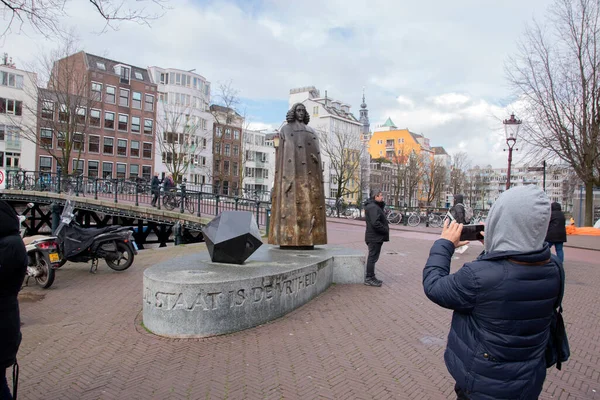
[1,368,12,400]
[548,242,564,263]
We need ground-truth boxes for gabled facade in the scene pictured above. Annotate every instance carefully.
[210,104,243,195]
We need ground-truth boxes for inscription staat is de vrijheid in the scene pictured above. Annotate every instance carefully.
[269,103,327,248]
[144,271,318,312]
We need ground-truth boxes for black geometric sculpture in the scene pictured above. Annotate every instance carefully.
[202,211,263,264]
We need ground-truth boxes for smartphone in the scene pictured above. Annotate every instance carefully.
[460,224,484,241]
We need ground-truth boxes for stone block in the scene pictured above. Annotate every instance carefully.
[202,211,262,264]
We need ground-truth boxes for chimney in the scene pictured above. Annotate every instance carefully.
[325,90,328,106]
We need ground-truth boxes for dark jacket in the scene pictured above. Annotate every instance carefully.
[151,176,161,193]
[450,194,468,224]
[423,240,560,400]
[0,201,28,369]
[364,199,389,243]
[545,202,567,243]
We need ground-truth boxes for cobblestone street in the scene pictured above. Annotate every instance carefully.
[11,220,600,399]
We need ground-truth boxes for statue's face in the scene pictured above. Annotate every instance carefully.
[295,106,306,121]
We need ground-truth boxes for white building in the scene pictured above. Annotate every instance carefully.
[288,86,363,200]
[148,66,213,185]
[0,55,38,173]
[242,129,275,200]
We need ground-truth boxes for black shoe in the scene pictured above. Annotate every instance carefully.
[364,277,382,287]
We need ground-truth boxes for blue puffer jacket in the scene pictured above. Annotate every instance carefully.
[423,239,560,400]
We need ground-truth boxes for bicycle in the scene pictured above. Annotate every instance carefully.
[406,211,443,228]
[385,207,402,224]
[163,191,195,214]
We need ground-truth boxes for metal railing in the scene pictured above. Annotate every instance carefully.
[3,169,271,229]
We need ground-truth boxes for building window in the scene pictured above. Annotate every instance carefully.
[160,73,168,84]
[232,162,238,176]
[41,101,54,119]
[90,109,101,127]
[130,164,139,178]
[75,107,86,124]
[134,71,143,80]
[87,160,99,178]
[142,142,152,158]
[144,119,153,135]
[103,137,114,155]
[233,145,239,156]
[117,139,127,156]
[72,159,84,175]
[120,66,130,84]
[102,162,113,179]
[216,127,222,137]
[104,111,115,129]
[96,62,106,70]
[58,104,69,122]
[106,86,116,104]
[118,114,128,131]
[116,163,127,179]
[130,140,140,157]
[73,133,84,151]
[234,130,240,140]
[142,166,151,180]
[39,156,52,173]
[131,116,140,133]
[0,71,24,88]
[40,128,53,148]
[223,160,230,175]
[91,82,102,101]
[202,138,207,149]
[225,128,231,139]
[132,91,142,109]
[215,143,220,154]
[57,132,66,149]
[88,135,100,153]
[224,144,230,156]
[144,94,154,112]
[119,88,129,107]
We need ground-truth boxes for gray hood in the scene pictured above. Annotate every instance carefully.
[484,185,551,254]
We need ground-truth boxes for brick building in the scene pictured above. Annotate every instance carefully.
[210,104,243,195]
[36,52,158,181]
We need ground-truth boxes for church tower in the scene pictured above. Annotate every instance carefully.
[359,90,370,139]
[359,89,371,201]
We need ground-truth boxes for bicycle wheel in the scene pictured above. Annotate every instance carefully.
[185,198,195,214]
[163,194,176,210]
[408,214,420,227]
[387,212,400,224]
[430,214,443,228]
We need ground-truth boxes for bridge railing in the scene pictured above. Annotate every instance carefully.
[4,170,271,228]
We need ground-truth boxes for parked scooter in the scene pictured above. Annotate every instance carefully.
[55,199,138,273]
[19,206,61,289]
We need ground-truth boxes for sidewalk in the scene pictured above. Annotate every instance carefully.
[327,216,600,251]
[11,221,600,399]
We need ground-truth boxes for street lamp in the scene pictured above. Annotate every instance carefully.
[503,113,522,190]
[272,132,280,149]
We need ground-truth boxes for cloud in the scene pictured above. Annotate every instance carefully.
[3,0,552,168]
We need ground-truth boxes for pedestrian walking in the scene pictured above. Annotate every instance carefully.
[546,202,567,263]
[448,194,472,224]
[0,201,28,400]
[423,185,562,400]
[363,190,389,287]
[150,172,161,207]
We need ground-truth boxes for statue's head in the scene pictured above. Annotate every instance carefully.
[286,103,310,124]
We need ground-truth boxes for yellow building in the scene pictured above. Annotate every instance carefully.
[368,118,426,163]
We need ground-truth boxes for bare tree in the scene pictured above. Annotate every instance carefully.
[405,150,427,207]
[450,151,470,196]
[13,37,95,175]
[156,101,211,183]
[424,158,447,207]
[315,123,364,205]
[506,0,600,225]
[1,0,169,38]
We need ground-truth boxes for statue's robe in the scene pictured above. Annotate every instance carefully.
[268,121,327,247]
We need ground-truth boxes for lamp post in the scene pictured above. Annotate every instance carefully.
[503,113,521,190]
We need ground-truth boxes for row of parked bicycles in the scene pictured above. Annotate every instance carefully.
[384,208,445,227]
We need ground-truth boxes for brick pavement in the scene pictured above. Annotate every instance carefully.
[9,221,600,399]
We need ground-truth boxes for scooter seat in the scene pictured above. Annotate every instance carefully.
[23,235,53,245]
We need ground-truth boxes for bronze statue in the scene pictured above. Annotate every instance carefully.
[269,103,327,248]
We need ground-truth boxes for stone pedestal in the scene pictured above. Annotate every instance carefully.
[143,245,364,338]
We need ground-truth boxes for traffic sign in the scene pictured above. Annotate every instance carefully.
[0,169,4,189]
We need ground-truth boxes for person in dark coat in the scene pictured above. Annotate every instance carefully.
[423,185,561,400]
[545,202,567,263]
[0,201,28,399]
[150,172,161,207]
[448,194,469,224]
[363,190,389,287]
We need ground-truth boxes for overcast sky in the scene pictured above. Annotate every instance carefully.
[3,0,555,168]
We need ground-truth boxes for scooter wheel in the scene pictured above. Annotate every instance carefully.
[35,253,56,289]
[105,242,134,271]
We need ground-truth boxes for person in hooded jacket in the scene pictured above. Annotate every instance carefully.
[423,185,561,400]
[0,201,28,399]
[363,190,389,287]
[545,202,567,263]
[449,194,469,224]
